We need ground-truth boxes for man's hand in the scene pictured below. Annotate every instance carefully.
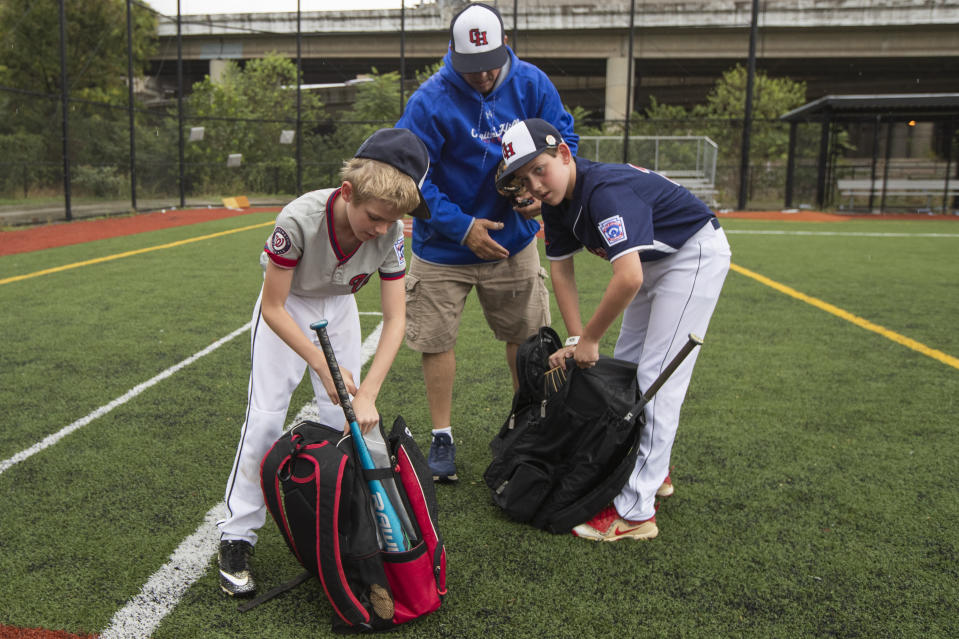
[465,218,509,261]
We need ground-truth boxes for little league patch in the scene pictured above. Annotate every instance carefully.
[599,215,627,246]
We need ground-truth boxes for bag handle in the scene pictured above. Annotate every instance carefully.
[237,570,312,613]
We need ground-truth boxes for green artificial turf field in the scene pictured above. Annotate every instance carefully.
[1,215,956,638]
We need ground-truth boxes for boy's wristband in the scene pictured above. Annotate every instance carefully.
[564,336,580,347]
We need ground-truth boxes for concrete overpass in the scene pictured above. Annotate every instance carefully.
[150,0,959,121]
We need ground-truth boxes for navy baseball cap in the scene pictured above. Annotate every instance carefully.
[496,118,564,190]
[449,3,508,74]
[354,128,431,219]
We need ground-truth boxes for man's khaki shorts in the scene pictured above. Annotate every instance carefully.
[405,240,550,353]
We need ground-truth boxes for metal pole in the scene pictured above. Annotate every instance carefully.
[296,0,303,195]
[880,122,893,213]
[400,0,406,115]
[815,120,829,209]
[868,115,881,211]
[623,0,636,164]
[58,0,72,221]
[737,0,759,210]
[126,0,137,211]
[176,0,185,208]
[512,0,518,53]
[784,121,796,208]
[942,122,953,214]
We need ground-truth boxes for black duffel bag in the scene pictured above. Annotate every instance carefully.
[483,327,644,534]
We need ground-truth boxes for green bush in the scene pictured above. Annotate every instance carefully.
[72,164,125,197]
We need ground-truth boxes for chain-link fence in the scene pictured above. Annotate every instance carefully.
[2,0,957,224]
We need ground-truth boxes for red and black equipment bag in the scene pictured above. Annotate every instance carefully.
[256,416,447,633]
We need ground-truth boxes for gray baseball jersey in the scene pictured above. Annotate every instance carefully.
[264,188,406,297]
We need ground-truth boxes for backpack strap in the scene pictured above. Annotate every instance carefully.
[236,570,312,613]
[362,467,396,482]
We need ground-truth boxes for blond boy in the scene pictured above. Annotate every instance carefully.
[217,129,431,595]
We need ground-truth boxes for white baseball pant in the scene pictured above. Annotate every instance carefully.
[218,290,360,545]
[612,219,731,522]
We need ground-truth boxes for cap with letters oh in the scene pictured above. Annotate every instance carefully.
[353,127,432,219]
[449,3,508,74]
[496,118,564,190]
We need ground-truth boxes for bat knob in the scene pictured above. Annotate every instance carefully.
[688,333,704,346]
[310,320,329,330]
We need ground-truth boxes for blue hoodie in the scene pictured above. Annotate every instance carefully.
[396,47,577,265]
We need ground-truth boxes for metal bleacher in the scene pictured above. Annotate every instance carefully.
[577,135,720,207]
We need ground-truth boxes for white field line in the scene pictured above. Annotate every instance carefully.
[725,230,959,238]
[100,319,384,639]
[0,322,252,476]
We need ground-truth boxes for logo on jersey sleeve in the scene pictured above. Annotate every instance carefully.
[393,237,406,269]
[598,215,627,247]
[269,226,292,254]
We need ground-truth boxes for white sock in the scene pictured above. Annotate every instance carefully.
[431,427,452,442]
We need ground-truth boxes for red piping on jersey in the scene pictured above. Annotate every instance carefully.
[379,269,405,281]
[326,188,361,265]
[264,243,298,268]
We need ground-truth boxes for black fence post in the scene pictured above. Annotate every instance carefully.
[622,0,635,164]
[126,0,137,211]
[400,0,406,116]
[784,121,797,208]
[880,123,893,213]
[737,0,759,211]
[176,0,185,208]
[815,120,829,209]
[942,122,954,214]
[512,0,518,54]
[58,0,72,221]
[868,116,881,212]
[296,0,303,196]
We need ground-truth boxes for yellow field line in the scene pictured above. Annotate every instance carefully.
[0,220,274,286]
[730,263,959,370]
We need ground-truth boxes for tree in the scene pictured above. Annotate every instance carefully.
[329,69,405,170]
[0,0,157,195]
[0,0,156,119]
[182,53,326,195]
[693,64,807,163]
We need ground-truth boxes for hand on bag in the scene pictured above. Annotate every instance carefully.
[572,338,601,369]
[548,346,575,370]
[351,393,380,434]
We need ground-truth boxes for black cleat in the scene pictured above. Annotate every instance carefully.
[218,539,256,597]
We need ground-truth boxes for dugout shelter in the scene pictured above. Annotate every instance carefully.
[780,93,959,214]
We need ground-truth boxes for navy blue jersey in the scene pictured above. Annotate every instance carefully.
[542,157,716,263]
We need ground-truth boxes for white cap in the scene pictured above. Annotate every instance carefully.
[496,119,564,189]
[449,3,508,74]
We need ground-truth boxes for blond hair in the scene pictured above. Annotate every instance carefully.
[340,157,420,215]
